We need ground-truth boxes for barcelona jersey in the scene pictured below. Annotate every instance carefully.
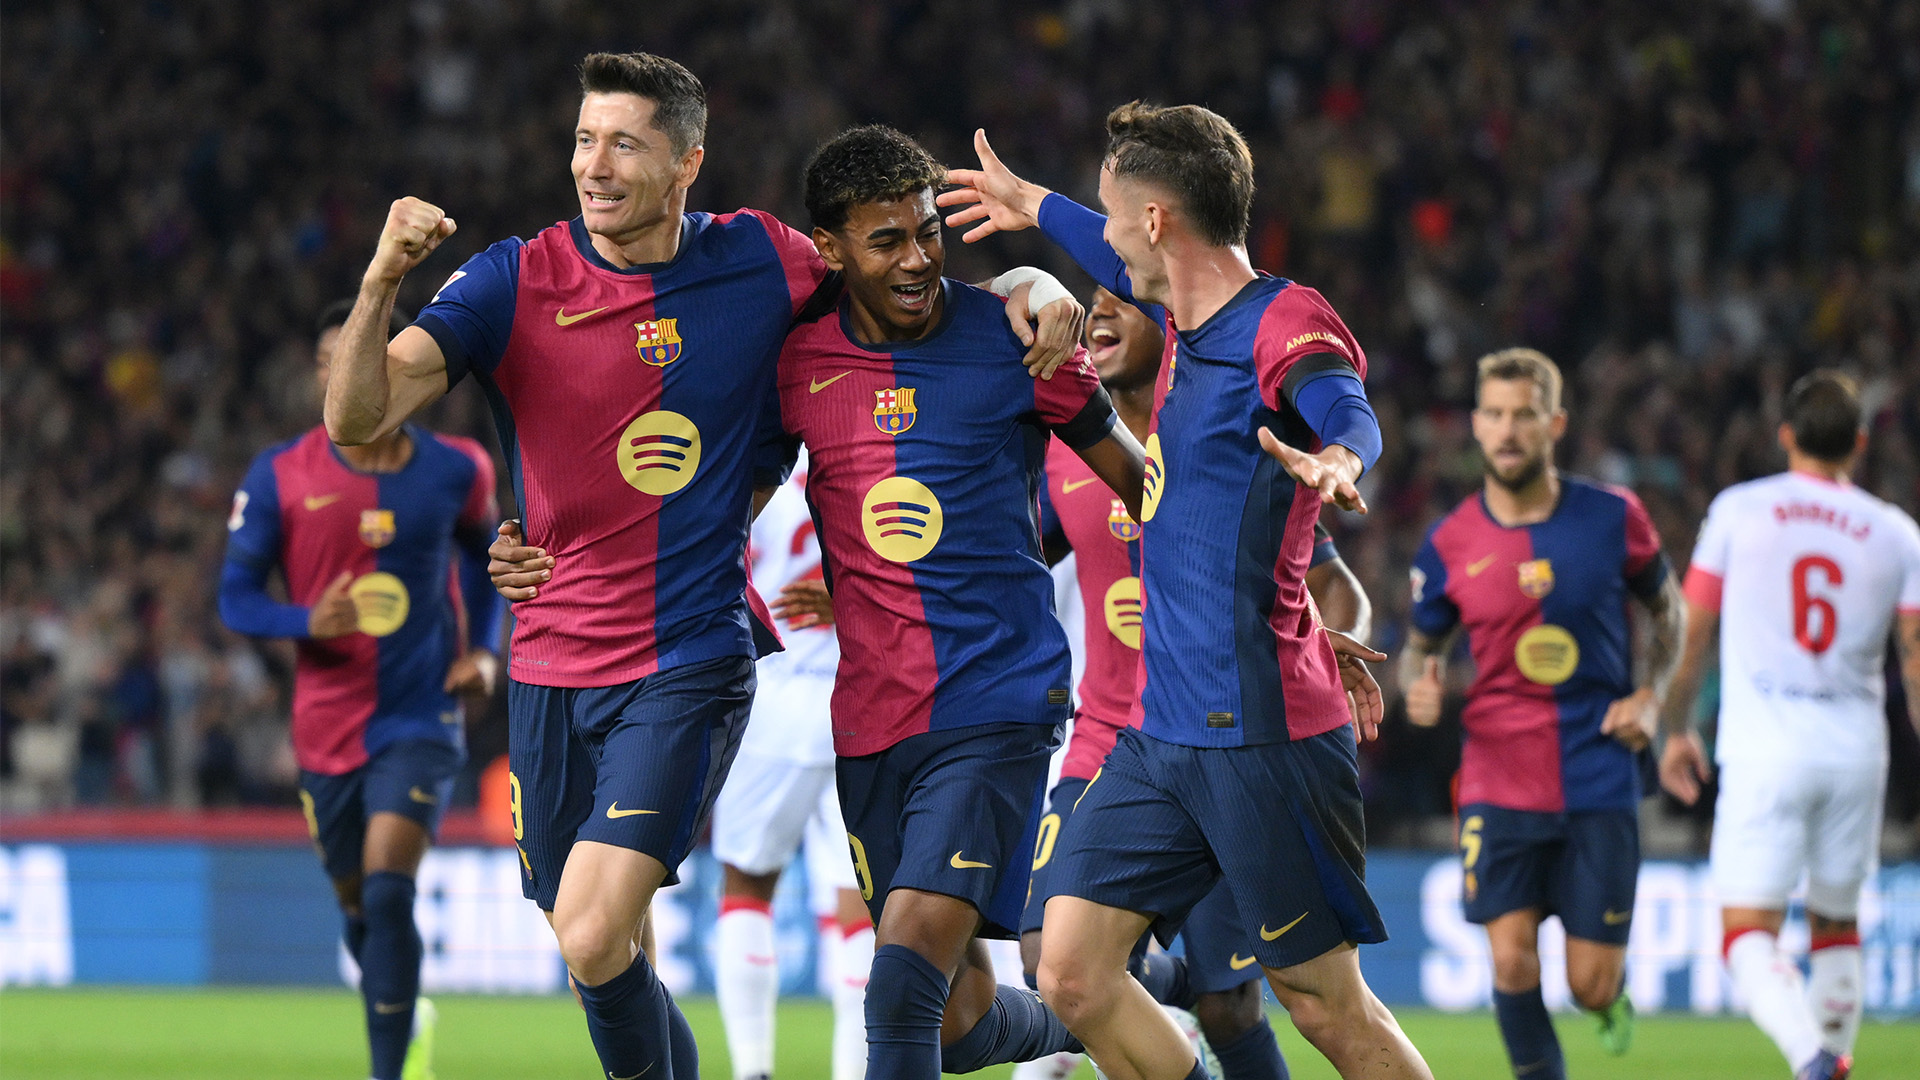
[222,426,501,775]
[412,212,826,687]
[773,281,1117,756]
[1410,479,1669,812]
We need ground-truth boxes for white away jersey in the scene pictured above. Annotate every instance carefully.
[742,456,838,764]
[1684,471,1920,767]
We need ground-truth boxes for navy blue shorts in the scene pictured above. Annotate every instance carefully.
[1019,775,1091,936]
[1459,803,1639,945]
[837,721,1058,940]
[1177,881,1265,995]
[508,655,754,910]
[299,738,463,882]
[1050,726,1386,971]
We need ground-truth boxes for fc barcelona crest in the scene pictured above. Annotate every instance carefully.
[359,509,396,549]
[873,387,917,435]
[1516,558,1555,599]
[1107,498,1142,542]
[635,318,684,367]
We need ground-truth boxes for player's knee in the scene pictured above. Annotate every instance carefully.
[1194,982,1263,1043]
[1035,953,1109,1028]
[552,910,631,983]
[1490,947,1541,992]
[1567,964,1623,1012]
[359,870,414,923]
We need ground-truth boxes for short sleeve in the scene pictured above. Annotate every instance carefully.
[224,451,283,572]
[1037,348,1117,450]
[1682,491,1734,611]
[1409,528,1459,638]
[1253,285,1367,413]
[1310,521,1340,570]
[451,438,499,531]
[743,209,830,317]
[1615,486,1669,599]
[1895,512,1920,614]
[412,238,524,389]
[752,381,800,488]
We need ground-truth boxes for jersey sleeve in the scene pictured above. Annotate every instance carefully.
[1253,287,1368,408]
[411,238,524,389]
[1683,491,1735,612]
[1035,194,1168,330]
[744,209,831,317]
[1615,486,1670,599]
[1034,347,1118,450]
[1408,527,1460,638]
[1894,511,1920,615]
[1310,521,1339,570]
[752,376,801,489]
[218,452,309,639]
[447,438,505,652]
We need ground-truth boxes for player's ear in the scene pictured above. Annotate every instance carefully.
[1549,408,1569,441]
[1144,202,1166,246]
[1777,421,1796,457]
[673,145,705,191]
[811,227,846,273]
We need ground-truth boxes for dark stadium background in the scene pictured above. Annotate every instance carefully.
[2,0,1916,864]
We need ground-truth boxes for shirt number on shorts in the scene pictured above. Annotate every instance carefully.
[1031,813,1062,871]
[1459,815,1484,869]
[507,771,525,842]
[1791,554,1843,655]
[847,832,875,902]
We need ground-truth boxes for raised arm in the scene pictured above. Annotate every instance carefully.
[326,198,459,445]
[941,130,1135,302]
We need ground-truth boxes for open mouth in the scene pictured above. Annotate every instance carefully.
[583,191,625,209]
[890,280,935,312]
[1088,323,1122,363]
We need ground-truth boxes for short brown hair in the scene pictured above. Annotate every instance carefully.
[1475,347,1564,412]
[804,125,946,233]
[1103,101,1253,248]
[579,52,706,156]
[1784,369,1863,461]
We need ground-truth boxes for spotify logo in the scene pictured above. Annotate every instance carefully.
[862,476,943,563]
[1104,576,1143,650]
[618,410,702,495]
[349,572,411,637]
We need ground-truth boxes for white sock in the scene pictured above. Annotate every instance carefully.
[1808,938,1863,1057]
[1011,1051,1086,1080]
[717,903,779,1080]
[831,924,874,1080]
[1727,929,1823,1072]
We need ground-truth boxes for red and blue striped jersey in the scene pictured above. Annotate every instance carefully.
[774,281,1117,756]
[221,426,500,775]
[413,213,825,687]
[1410,479,1669,812]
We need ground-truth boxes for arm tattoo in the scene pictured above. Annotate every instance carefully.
[1639,574,1687,701]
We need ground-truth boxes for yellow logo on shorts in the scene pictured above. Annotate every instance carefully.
[349,572,410,637]
[618,410,702,495]
[1140,433,1164,522]
[359,509,396,548]
[1104,576,1143,650]
[862,476,943,562]
[1514,624,1579,685]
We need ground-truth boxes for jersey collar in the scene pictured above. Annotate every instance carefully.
[836,279,958,353]
[568,215,696,275]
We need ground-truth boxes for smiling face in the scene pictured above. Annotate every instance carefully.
[1098,165,1170,304]
[571,92,703,246]
[1472,376,1566,491]
[814,188,944,342]
[1085,287,1162,392]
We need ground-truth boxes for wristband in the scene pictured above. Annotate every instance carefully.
[988,267,1074,313]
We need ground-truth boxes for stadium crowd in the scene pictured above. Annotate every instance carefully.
[2,0,1916,848]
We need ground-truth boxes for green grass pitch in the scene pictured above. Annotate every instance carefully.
[0,989,1915,1078]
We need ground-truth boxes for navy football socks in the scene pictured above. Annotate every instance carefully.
[1493,987,1566,1080]
[574,952,679,1080]
[358,871,420,1080]
[666,993,700,1078]
[1130,949,1196,1011]
[1182,1057,1211,1080]
[942,983,1084,1072]
[343,911,368,964]
[1210,1014,1290,1080]
[866,943,951,1080]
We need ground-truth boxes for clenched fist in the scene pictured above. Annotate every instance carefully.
[366,197,457,286]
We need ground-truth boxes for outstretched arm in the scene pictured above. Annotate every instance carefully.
[326,198,458,445]
[942,130,1135,302]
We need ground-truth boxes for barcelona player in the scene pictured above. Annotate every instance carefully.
[325,53,1081,1080]
[766,125,1146,1080]
[1660,372,1920,1080]
[942,104,1428,1080]
[1400,348,1684,1080]
[220,299,503,1080]
[1016,286,1375,1080]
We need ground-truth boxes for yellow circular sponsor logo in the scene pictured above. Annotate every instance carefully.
[617,410,702,495]
[1514,624,1579,685]
[862,476,943,563]
[1141,433,1164,522]
[349,572,411,637]
[1104,576,1143,650]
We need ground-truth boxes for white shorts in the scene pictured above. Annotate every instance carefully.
[1709,757,1885,918]
[712,752,858,899]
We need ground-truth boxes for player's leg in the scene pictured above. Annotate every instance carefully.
[711,752,819,1080]
[1802,763,1883,1063]
[301,768,385,1076]
[1712,760,1832,1076]
[1040,896,1198,1080]
[1260,946,1426,1080]
[803,777,871,1080]
[1457,805,1561,1079]
[1556,809,1639,1056]
[1481,909,1563,1080]
[1013,777,1093,1080]
[1180,883,1287,1080]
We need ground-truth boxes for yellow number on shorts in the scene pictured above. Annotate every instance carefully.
[508,771,525,842]
[847,832,875,902]
[298,789,321,841]
[1460,814,1484,870]
[1032,813,1061,871]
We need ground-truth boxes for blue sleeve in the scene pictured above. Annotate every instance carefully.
[411,239,523,389]
[1037,472,1068,552]
[454,524,505,653]
[218,560,311,640]
[1309,522,1339,570]
[1408,532,1459,638]
[1035,194,1167,328]
[218,455,309,638]
[1290,370,1382,476]
[752,379,800,488]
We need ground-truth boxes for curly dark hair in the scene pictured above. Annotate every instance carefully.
[579,52,707,156]
[1104,101,1254,248]
[803,125,946,233]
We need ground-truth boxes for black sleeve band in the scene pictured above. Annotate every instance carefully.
[1053,385,1120,450]
[791,271,844,326]
[1279,351,1357,406]
[1627,551,1671,600]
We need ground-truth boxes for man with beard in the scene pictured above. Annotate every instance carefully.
[1400,348,1685,1080]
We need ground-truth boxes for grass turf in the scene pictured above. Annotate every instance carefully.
[0,989,1916,1078]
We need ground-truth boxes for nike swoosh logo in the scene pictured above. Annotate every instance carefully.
[1060,477,1099,494]
[408,786,438,806]
[1603,908,1632,925]
[1466,554,1497,578]
[1229,953,1258,970]
[606,804,658,819]
[950,852,992,869]
[373,1001,411,1015]
[303,494,342,511]
[1260,912,1309,940]
[610,1067,654,1080]
[555,306,610,326]
[809,371,854,393]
